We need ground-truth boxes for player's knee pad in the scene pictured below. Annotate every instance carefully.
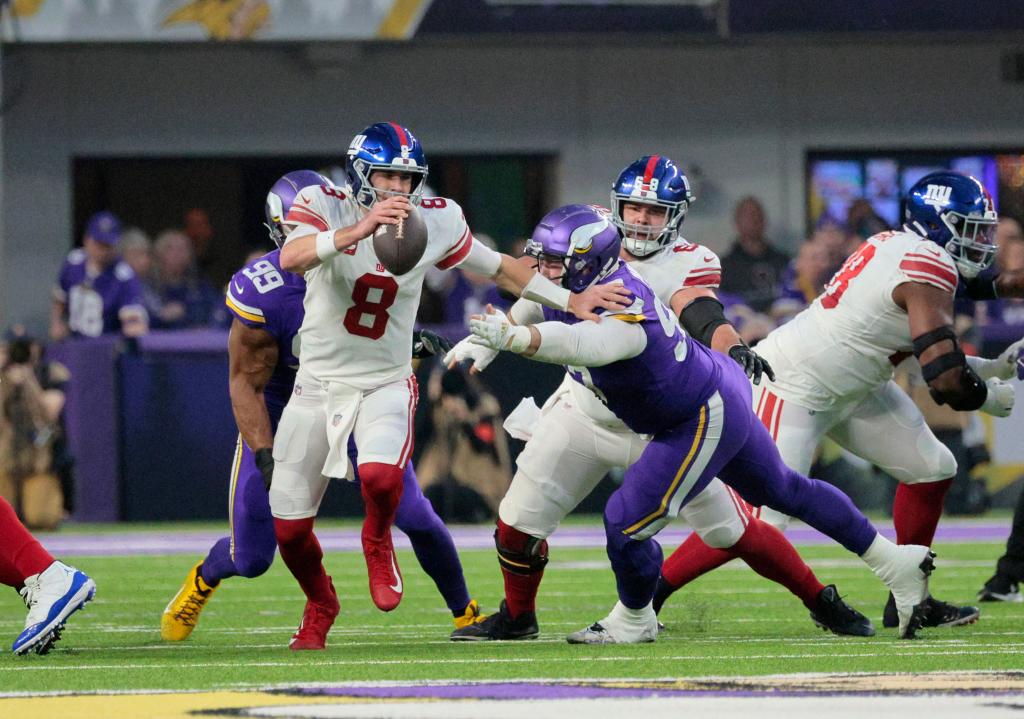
[699,524,745,550]
[893,442,957,485]
[495,518,549,575]
[233,552,273,579]
[358,462,404,496]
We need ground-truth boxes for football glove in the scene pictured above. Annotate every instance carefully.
[443,337,500,373]
[468,307,531,353]
[254,447,274,491]
[412,329,453,359]
[728,343,775,385]
[981,378,1015,418]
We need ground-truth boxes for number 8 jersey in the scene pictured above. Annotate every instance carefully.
[755,229,960,411]
[284,184,475,389]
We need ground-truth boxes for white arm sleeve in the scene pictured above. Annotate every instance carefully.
[509,297,545,326]
[530,319,647,367]
[458,239,503,276]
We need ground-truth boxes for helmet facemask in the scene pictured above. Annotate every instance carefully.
[350,158,428,211]
[263,192,288,249]
[610,194,687,257]
[942,210,997,278]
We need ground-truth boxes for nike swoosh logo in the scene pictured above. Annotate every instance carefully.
[389,553,403,594]
[300,193,312,204]
[233,281,244,294]
[703,255,715,262]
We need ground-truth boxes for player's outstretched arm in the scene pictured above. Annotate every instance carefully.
[228,319,279,487]
[459,247,632,322]
[896,282,1014,417]
[671,287,774,385]
[280,196,411,273]
[468,304,645,366]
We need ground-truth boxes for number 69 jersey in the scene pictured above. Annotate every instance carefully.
[285,184,475,389]
[755,229,960,411]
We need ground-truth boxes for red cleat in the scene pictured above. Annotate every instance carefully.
[363,532,403,611]
[288,579,340,651]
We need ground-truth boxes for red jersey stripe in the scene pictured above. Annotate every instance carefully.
[683,274,722,287]
[435,231,474,270]
[900,259,957,286]
[285,208,328,232]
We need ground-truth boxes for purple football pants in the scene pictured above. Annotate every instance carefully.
[604,354,877,609]
[200,439,471,614]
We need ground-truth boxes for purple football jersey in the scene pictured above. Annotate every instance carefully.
[225,249,305,422]
[542,262,721,435]
[55,250,146,337]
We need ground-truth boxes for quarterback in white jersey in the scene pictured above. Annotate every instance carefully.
[657,171,1021,631]
[268,122,631,643]
[450,156,872,643]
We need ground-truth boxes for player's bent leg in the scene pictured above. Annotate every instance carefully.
[270,384,337,649]
[580,393,741,645]
[830,383,977,629]
[716,377,932,637]
[393,461,475,625]
[451,518,546,642]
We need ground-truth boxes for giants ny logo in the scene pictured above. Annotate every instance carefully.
[922,184,953,210]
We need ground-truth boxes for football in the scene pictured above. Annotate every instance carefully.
[373,206,428,275]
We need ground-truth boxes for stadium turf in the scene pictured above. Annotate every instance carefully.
[1,523,1020,695]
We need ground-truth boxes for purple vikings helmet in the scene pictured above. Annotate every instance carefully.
[525,204,622,293]
[904,171,998,278]
[346,122,428,210]
[611,155,694,257]
[264,170,331,248]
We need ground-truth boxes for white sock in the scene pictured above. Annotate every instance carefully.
[860,534,899,580]
[607,600,655,626]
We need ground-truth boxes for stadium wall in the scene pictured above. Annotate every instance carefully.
[1,40,1022,329]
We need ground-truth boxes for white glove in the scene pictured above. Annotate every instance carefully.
[996,338,1024,381]
[981,377,1015,418]
[468,307,532,353]
[442,336,500,374]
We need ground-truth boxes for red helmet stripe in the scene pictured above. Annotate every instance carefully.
[642,155,660,185]
[389,122,409,147]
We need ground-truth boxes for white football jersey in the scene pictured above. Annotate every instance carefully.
[756,229,959,411]
[285,186,474,389]
[564,238,723,425]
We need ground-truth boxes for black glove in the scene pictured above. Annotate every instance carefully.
[728,343,775,385]
[254,447,274,491]
[412,329,454,359]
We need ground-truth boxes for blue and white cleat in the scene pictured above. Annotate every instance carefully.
[12,561,96,655]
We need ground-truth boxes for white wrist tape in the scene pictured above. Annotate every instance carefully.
[522,273,570,312]
[315,231,340,262]
[506,325,533,354]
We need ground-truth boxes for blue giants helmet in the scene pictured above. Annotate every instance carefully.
[904,171,998,278]
[264,170,330,248]
[524,204,621,293]
[610,155,694,257]
[345,122,428,210]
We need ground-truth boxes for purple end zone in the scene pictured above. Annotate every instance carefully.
[37,520,1011,557]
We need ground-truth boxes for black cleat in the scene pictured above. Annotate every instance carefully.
[809,585,875,637]
[978,574,1023,603]
[883,592,980,629]
[450,600,539,641]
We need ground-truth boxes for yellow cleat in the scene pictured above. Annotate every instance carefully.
[453,599,487,630]
[161,562,218,641]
